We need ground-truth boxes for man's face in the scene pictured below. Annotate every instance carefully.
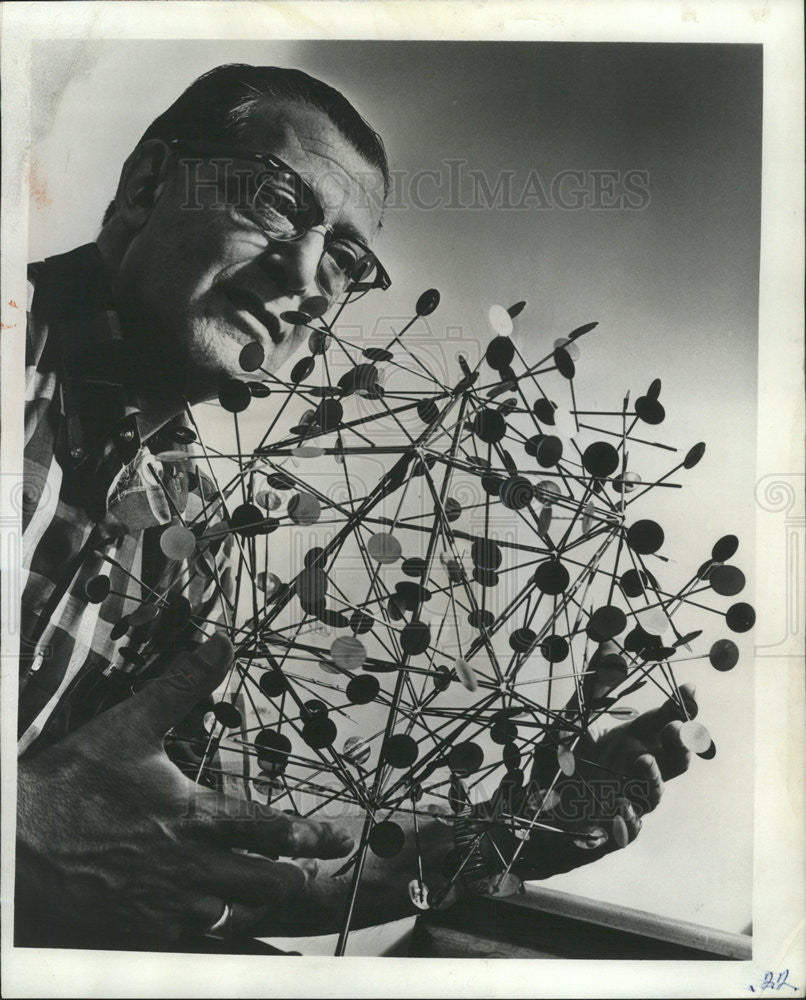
[115,96,385,400]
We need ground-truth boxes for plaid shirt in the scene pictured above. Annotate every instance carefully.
[20,243,234,756]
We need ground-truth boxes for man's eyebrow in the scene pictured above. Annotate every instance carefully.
[332,218,382,245]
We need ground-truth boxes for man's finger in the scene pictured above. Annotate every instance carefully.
[190,849,315,911]
[188,795,355,860]
[657,720,693,779]
[628,753,664,813]
[615,797,642,845]
[677,682,699,719]
[624,684,697,742]
[126,633,234,740]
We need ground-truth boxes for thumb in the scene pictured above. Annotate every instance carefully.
[128,632,235,740]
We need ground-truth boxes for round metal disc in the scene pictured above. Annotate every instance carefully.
[84,574,110,603]
[468,608,494,629]
[312,399,343,433]
[680,720,711,753]
[266,472,295,490]
[291,446,325,460]
[589,605,628,640]
[363,347,394,363]
[239,341,265,372]
[160,524,197,561]
[485,335,516,371]
[620,569,649,597]
[346,674,380,705]
[709,564,745,596]
[557,744,576,776]
[290,356,315,384]
[308,330,331,355]
[607,706,639,721]
[709,638,739,671]
[256,490,282,511]
[471,537,502,571]
[444,497,462,522]
[612,471,642,494]
[230,502,265,537]
[342,735,372,766]
[553,337,581,361]
[287,492,321,526]
[302,715,337,749]
[383,733,419,768]
[248,381,272,398]
[255,729,291,769]
[168,425,197,444]
[369,821,406,857]
[416,398,440,424]
[499,476,534,510]
[257,571,282,596]
[635,396,665,425]
[509,627,536,653]
[473,567,499,588]
[636,607,669,637]
[712,534,739,561]
[350,609,374,635]
[454,657,478,692]
[626,519,665,555]
[582,441,620,478]
[683,442,706,469]
[218,378,252,413]
[280,310,311,325]
[533,399,556,425]
[367,532,402,564]
[448,740,484,776]
[553,346,576,379]
[534,480,561,505]
[408,879,430,910]
[295,567,329,604]
[534,559,570,595]
[401,621,431,655]
[533,434,563,468]
[472,407,507,444]
[572,826,609,850]
[488,304,514,337]
[259,670,288,698]
[487,872,523,898]
[415,288,441,317]
[540,634,569,663]
[213,701,243,729]
[726,602,755,633]
[330,636,366,671]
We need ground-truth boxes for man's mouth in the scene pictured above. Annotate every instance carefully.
[224,288,285,345]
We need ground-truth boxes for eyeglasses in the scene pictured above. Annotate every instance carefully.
[167,139,391,306]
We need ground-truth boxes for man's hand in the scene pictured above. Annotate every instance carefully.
[491,682,700,882]
[15,633,354,949]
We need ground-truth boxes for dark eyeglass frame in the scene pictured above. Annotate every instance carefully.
[166,138,391,299]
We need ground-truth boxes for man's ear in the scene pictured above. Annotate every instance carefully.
[113,140,174,229]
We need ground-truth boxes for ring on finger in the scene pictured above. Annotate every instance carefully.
[204,901,234,940]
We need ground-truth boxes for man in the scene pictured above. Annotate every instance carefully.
[16,64,695,952]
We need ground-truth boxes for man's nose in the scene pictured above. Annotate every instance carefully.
[256,230,325,298]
